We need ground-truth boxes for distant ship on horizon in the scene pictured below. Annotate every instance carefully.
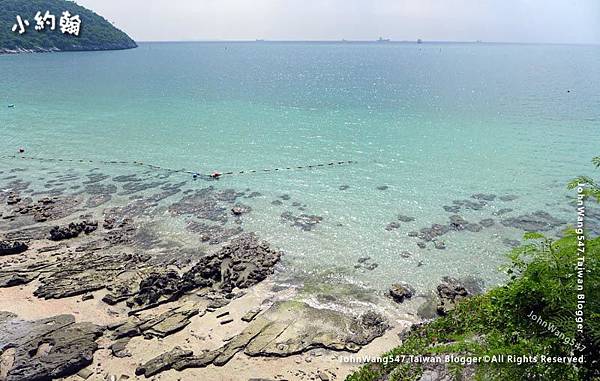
[376,37,391,43]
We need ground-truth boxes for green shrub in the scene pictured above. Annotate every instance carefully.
[348,234,599,381]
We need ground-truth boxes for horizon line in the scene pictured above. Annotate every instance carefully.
[132,39,600,47]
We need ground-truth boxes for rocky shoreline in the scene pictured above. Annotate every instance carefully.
[1,164,598,381]
[0,166,413,381]
[0,47,62,55]
[0,45,138,55]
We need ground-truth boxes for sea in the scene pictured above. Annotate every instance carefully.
[1,42,599,313]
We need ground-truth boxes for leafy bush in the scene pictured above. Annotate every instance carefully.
[568,156,600,202]
[348,233,599,381]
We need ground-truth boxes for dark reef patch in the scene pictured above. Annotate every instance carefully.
[280,211,323,231]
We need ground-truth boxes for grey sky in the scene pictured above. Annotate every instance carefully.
[76,0,600,44]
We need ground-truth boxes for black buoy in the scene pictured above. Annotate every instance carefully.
[18,147,25,154]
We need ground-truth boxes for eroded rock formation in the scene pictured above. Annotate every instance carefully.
[0,312,103,381]
[0,241,27,256]
[129,234,282,309]
[136,301,389,377]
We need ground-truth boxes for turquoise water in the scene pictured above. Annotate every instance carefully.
[1,42,599,308]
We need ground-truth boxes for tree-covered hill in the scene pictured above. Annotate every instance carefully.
[0,0,136,53]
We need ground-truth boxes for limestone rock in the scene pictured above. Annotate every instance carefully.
[418,224,449,242]
[471,193,496,201]
[111,338,131,358]
[501,211,565,232]
[443,205,461,213]
[231,204,252,216]
[33,252,149,299]
[452,199,486,211]
[187,222,243,245]
[448,215,468,231]
[0,312,103,381]
[49,220,98,241]
[389,283,415,303]
[397,214,416,222]
[135,346,193,377]
[110,304,200,340]
[479,218,495,228]
[241,308,262,322]
[280,212,323,231]
[494,208,513,216]
[385,222,401,231]
[6,192,21,205]
[230,301,388,358]
[4,196,82,225]
[433,240,446,250]
[186,234,282,292]
[436,276,483,316]
[0,241,28,256]
[0,271,40,287]
[139,306,200,338]
[126,235,280,310]
[168,188,229,222]
[136,302,388,377]
[130,270,182,308]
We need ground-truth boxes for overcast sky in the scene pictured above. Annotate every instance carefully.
[76,0,600,44]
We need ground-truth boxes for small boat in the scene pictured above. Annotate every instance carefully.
[8,104,15,108]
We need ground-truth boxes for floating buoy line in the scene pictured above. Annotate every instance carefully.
[0,153,357,181]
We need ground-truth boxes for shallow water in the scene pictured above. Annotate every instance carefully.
[1,42,599,308]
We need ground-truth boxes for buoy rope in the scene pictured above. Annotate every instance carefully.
[0,154,357,180]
